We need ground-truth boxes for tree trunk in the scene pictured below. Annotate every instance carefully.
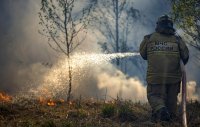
[67,55,72,102]
[115,0,120,66]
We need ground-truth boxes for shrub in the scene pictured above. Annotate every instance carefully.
[61,121,73,127]
[41,120,56,127]
[118,101,137,122]
[101,104,115,118]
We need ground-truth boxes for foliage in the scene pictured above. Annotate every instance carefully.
[118,100,137,122]
[171,0,200,50]
[101,103,115,118]
[41,120,56,127]
[171,0,199,27]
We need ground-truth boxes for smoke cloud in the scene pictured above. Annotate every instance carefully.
[0,0,54,93]
[97,70,147,102]
[178,81,200,102]
[0,0,199,102]
[186,81,200,101]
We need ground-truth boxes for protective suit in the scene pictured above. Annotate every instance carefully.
[139,15,189,122]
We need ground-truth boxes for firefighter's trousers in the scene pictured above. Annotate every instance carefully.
[147,83,180,116]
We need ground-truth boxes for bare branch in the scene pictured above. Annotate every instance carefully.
[47,41,63,53]
[45,23,67,54]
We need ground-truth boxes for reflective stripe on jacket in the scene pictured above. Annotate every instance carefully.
[140,32,189,84]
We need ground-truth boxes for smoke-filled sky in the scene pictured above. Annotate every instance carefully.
[0,0,199,101]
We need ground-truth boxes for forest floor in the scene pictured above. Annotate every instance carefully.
[0,96,200,127]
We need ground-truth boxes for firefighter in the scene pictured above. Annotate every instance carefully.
[139,15,189,122]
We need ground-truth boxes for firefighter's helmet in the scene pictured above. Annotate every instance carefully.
[156,15,174,29]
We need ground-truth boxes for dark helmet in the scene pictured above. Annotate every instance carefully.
[156,15,175,35]
[157,15,173,29]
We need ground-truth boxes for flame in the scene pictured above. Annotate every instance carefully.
[39,96,65,106]
[47,99,56,106]
[0,92,12,102]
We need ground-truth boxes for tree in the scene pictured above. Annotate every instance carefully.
[171,0,200,50]
[90,0,140,72]
[38,0,95,101]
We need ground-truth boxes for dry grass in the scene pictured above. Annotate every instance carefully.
[0,98,199,127]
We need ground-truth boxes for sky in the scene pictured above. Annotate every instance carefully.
[0,0,199,101]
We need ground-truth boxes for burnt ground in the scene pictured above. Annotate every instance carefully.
[0,98,199,127]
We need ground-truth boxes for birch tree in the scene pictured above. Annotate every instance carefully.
[38,0,95,101]
[91,0,140,72]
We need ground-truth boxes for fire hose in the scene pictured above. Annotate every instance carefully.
[181,61,187,127]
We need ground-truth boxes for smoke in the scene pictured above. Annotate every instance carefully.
[0,0,199,103]
[97,70,147,102]
[186,81,200,101]
[0,0,53,93]
[178,81,200,102]
[27,53,141,100]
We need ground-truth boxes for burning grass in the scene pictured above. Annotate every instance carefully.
[0,92,12,102]
[0,93,199,127]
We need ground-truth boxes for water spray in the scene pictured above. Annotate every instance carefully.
[31,52,140,99]
[72,52,140,64]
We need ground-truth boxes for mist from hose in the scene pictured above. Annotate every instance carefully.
[29,52,146,101]
[0,0,199,103]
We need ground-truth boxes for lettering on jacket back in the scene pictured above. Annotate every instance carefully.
[148,41,178,52]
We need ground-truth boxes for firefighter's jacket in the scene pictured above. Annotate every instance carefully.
[140,32,189,84]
